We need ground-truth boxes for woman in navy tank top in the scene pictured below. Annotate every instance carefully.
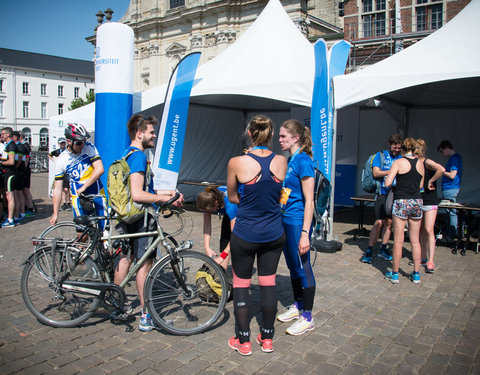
[226,115,287,355]
[385,138,425,284]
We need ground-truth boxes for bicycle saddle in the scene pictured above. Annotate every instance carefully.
[73,215,102,226]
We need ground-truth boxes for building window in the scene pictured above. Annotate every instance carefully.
[41,102,47,119]
[170,0,185,9]
[41,83,47,96]
[58,103,64,115]
[0,100,3,118]
[23,101,29,118]
[39,128,49,149]
[0,79,4,92]
[23,82,29,94]
[416,1,443,31]
[22,128,32,144]
[89,88,95,96]
[58,85,64,97]
[74,87,80,98]
[361,0,387,38]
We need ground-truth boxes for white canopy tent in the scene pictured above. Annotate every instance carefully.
[332,0,480,204]
[139,0,319,201]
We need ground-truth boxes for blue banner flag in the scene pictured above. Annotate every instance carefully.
[310,39,351,182]
[152,52,201,190]
[311,39,329,180]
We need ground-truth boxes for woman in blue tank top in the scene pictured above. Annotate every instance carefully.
[226,115,287,355]
[277,119,316,336]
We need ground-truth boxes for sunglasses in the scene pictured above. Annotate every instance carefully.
[73,140,85,146]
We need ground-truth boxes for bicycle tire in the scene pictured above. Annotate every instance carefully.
[38,221,92,250]
[21,246,102,328]
[145,250,227,335]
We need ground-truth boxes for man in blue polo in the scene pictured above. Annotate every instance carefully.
[361,133,403,263]
[437,140,462,239]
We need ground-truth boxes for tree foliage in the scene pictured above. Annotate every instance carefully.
[69,91,95,111]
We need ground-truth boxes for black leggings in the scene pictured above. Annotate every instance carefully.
[230,232,285,343]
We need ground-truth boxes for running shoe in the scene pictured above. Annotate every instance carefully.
[360,251,373,264]
[409,272,421,284]
[277,304,300,322]
[384,271,399,284]
[1,219,15,228]
[425,262,435,273]
[25,210,36,217]
[378,248,392,261]
[286,316,315,336]
[408,258,427,266]
[256,334,273,353]
[138,313,155,332]
[228,337,252,356]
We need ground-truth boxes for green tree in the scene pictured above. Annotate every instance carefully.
[69,91,95,111]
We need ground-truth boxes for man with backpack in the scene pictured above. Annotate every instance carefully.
[361,133,403,264]
[112,114,184,332]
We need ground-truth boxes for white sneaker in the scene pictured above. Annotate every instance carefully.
[286,316,315,336]
[277,304,300,322]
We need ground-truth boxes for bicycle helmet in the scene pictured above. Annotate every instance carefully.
[65,123,90,141]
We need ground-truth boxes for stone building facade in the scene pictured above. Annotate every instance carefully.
[89,0,344,92]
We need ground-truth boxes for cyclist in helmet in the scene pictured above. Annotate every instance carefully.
[50,123,108,228]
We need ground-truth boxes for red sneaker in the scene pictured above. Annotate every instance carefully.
[228,337,252,356]
[256,334,273,353]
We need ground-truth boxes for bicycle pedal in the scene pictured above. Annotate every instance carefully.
[110,312,129,321]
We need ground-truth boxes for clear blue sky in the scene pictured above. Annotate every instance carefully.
[1,1,131,61]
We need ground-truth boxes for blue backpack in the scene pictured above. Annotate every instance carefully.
[361,152,384,194]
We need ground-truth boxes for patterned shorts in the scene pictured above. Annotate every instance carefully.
[392,199,423,220]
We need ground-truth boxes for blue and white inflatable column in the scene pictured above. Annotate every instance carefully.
[95,22,134,192]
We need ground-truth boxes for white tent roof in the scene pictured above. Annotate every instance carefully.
[141,0,314,111]
[333,0,480,109]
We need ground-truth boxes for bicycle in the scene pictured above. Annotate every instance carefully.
[30,152,49,173]
[21,193,228,335]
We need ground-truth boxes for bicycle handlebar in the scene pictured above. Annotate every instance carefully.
[158,191,181,211]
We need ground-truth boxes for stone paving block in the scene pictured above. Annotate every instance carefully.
[396,362,420,375]
[49,364,79,375]
[71,354,104,371]
[419,362,447,374]
[339,363,368,374]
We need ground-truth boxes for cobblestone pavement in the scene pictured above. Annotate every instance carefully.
[0,173,479,374]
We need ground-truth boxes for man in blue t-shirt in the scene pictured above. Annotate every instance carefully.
[113,114,184,332]
[437,140,462,238]
[361,133,403,264]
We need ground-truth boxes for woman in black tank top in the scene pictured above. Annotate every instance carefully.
[415,139,445,274]
[384,138,424,284]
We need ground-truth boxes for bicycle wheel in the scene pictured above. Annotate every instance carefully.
[145,250,227,335]
[21,245,102,327]
[38,222,92,250]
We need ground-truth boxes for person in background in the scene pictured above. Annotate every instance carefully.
[12,131,27,223]
[415,139,444,273]
[49,137,71,211]
[361,134,403,263]
[1,127,17,227]
[384,138,424,284]
[19,131,35,217]
[226,115,287,355]
[196,185,238,270]
[437,140,462,241]
[276,119,316,336]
